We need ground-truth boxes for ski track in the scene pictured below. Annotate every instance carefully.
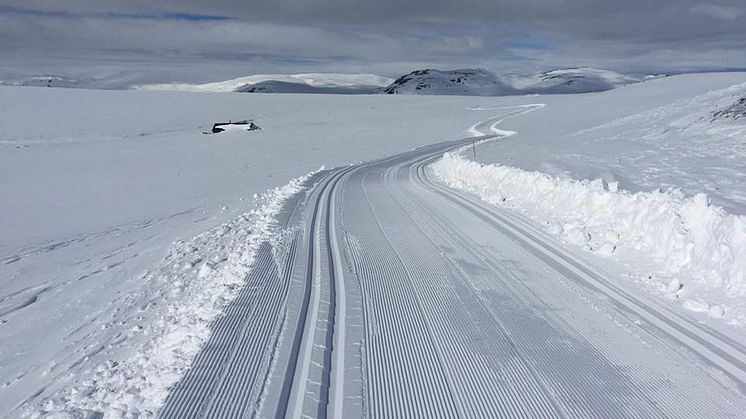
[157,105,746,418]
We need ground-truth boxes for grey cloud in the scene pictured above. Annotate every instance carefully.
[1,1,745,79]
[690,3,744,21]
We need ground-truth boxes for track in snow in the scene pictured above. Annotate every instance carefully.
[160,105,746,418]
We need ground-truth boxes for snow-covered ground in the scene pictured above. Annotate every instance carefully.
[0,86,499,415]
[432,72,746,325]
[2,72,746,416]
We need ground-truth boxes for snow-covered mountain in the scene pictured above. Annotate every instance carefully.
[2,67,643,96]
[382,69,518,96]
[383,67,640,96]
[0,75,83,88]
[135,73,393,94]
[0,70,196,90]
[505,67,641,94]
[238,80,380,94]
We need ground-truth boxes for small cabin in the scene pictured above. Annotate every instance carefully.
[210,120,261,133]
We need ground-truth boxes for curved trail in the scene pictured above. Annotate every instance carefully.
[159,105,746,418]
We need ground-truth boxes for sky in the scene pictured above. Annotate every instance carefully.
[1,1,745,83]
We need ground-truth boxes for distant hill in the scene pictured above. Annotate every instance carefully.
[383,67,640,96]
[135,73,393,94]
[0,70,199,90]
[504,67,641,94]
[2,67,645,96]
[238,80,379,94]
[382,69,518,96]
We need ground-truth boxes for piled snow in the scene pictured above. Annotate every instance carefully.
[30,173,312,417]
[713,97,746,120]
[474,76,746,214]
[433,152,746,323]
[135,73,393,93]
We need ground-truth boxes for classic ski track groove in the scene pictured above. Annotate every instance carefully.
[158,104,746,418]
[283,167,354,419]
[417,157,746,390]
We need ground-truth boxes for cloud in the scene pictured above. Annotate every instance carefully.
[1,1,745,80]
[690,3,743,21]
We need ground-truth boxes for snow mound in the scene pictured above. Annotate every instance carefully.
[29,173,313,417]
[432,152,746,325]
[135,73,393,93]
[713,97,746,120]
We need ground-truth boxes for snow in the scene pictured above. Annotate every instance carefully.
[433,152,746,323]
[432,72,746,325]
[4,67,640,96]
[0,69,193,91]
[383,67,640,96]
[383,68,517,96]
[3,71,746,416]
[503,67,640,93]
[136,67,639,96]
[135,73,393,93]
[31,174,311,417]
[0,85,503,416]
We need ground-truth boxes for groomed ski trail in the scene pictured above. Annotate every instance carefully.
[159,104,746,418]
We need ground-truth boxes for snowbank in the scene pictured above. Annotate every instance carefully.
[32,173,313,417]
[432,152,746,324]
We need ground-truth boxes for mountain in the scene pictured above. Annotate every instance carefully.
[135,73,393,93]
[383,69,518,96]
[382,67,640,96]
[505,67,640,94]
[0,70,199,90]
[1,75,83,88]
[238,80,379,94]
[2,67,642,96]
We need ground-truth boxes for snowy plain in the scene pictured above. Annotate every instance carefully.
[0,86,514,415]
[1,72,745,416]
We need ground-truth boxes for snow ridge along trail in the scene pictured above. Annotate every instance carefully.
[158,105,746,418]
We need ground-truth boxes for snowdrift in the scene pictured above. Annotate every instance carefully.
[34,174,312,416]
[432,152,746,323]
